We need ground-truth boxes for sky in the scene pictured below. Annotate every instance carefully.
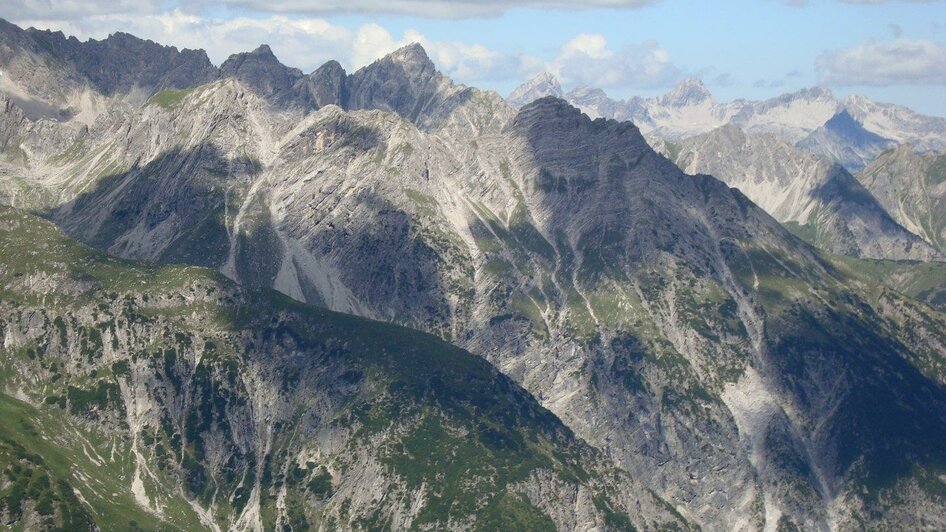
[2,0,946,116]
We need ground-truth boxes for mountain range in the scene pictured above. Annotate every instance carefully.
[2,19,946,531]
[657,124,941,261]
[509,72,946,171]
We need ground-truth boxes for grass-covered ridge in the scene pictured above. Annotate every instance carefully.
[830,254,946,313]
[147,88,194,110]
[0,206,684,531]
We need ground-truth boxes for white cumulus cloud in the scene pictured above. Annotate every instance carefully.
[549,34,681,90]
[816,38,946,86]
[7,10,684,92]
[14,11,355,71]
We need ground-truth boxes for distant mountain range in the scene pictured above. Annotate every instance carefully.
[509,72,946,170]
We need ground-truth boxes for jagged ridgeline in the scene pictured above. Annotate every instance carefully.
[0,207,688,530]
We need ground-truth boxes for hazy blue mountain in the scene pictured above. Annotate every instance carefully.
[796,110,897,172]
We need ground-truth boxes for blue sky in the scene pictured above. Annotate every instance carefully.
[3,0,946,115]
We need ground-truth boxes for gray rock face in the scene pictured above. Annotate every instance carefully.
[2,22,946,530]
[858,145,946,255]
[296,60,348,109]
[346,42,486,132]
[212,41,507,135]
[29,80,946,529]
[670,124,940,261]
[567,85,633,121]
[0,93,25,151]
[56,31,217,96]
[219,44,304,102]
[731,87,842,142]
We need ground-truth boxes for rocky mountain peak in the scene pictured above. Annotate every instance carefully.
[563,85,624,119]
[508,72,564,108]
[250,43,275,56]
[295,59,349,109]
[661,77,714,107]
[516,95,583,120]
[567,84,607,101]
[219,44,303,100]
[841,94,871,108]
[821,109,895,149]
[712,122,748,142]
[515,95,650,148]
[345,42,452,125]
[803,86,835,100]
[17,24,218,97]
[783,86,835,102]
[512,95,653,188]
[314,59,345,76]
[824,109,860,131]
[386,42,436,71]
[221,44,292,71]
[532,71,560,85]
[797,109,896,172]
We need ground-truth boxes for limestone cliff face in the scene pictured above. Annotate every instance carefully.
[2,23,946,530]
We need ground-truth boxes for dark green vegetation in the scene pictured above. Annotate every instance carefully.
[0,206,680,530]
[0,398,95,532]
[0,390,186,531]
